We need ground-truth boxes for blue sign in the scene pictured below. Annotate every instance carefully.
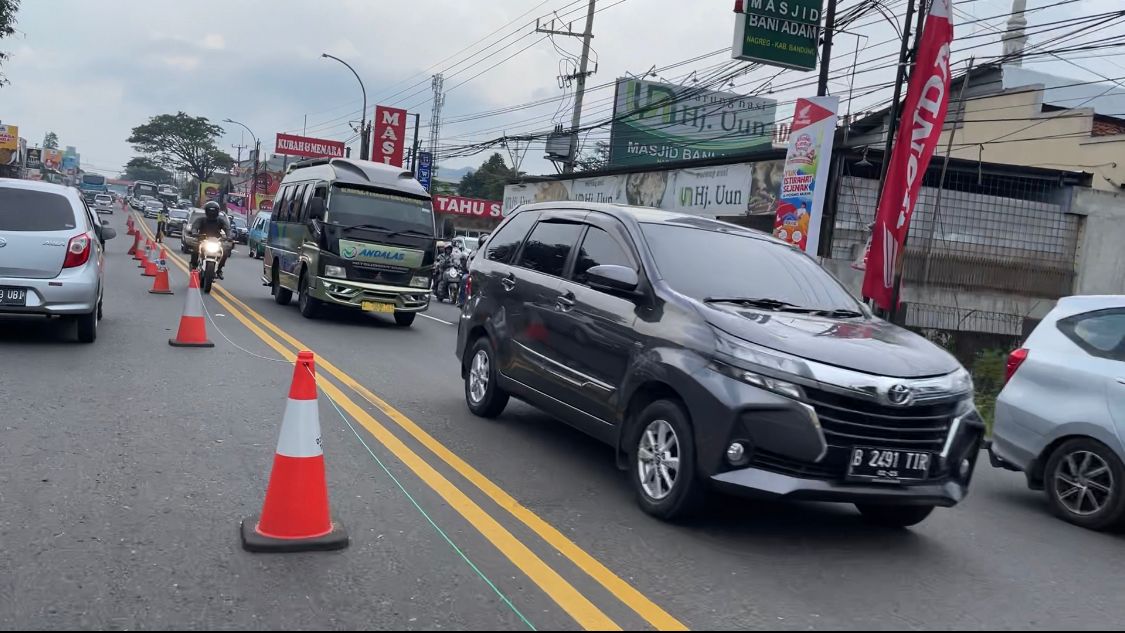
[417,151,433,192]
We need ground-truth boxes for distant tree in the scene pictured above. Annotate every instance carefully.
[42,131,59,149]
[575,140,610,172]
[457,153,517,201]
[0,0,19,87]
[127,112,234,182]
[123,157,172,183]
[431,180,458,196]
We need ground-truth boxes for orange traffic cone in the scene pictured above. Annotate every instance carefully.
[241,351,348,553]
[142,243,158,277]
[126,215,135,236]
[128,230,141,256]
[138,238,151,267]
[149,247,173,295]
[168,270,214,348]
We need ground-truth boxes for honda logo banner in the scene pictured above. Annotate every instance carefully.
[861,0,955,311]
[373,105,407,166]
[772,96,838,254]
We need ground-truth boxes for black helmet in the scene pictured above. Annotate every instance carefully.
[203,201,220,220]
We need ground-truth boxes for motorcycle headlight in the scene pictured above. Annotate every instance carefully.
[410,274,431,289]
[202,241,222,255]
[324,265,347,279]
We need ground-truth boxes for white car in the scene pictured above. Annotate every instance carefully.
[92,193,114,214]
[990,295,1125,531]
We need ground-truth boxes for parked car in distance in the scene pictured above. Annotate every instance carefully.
[165,208,190,237]
[230,216,249,244]
[0,179,115,343]
[989,295,1125,531]
[247,211,271,259]
[457,202,983,526]
[92,193,115,214]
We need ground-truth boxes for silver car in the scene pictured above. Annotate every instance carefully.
[990,295,1125,530]
[0,179,115,343]
[93,193,115,214]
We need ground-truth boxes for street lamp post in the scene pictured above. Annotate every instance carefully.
[222,118,259,222]
[322,53,369,161]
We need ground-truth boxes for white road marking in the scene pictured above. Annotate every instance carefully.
[420,314,456,326]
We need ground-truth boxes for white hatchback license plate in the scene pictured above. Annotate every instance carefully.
[847,447,933,482]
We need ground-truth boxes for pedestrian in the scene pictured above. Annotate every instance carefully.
[156,201,169,243]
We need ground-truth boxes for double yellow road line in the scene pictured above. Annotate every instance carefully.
[134,217,687,631]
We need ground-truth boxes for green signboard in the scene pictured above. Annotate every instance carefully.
[732,0,824,71]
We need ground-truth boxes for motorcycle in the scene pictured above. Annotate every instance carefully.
[197,235,226,294]
[439,265,463,304]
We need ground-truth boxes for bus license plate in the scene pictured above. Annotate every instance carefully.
[847,447,933,482]
[361,301,395,314]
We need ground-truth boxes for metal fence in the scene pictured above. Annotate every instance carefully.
[831,171,1080,298]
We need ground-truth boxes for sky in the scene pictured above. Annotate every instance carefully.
[1,0,1122,179]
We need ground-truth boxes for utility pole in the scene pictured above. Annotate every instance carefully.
[817,0,839,97]
[410,112,421,173]
[428,74,445,184]
[537,0,597,173]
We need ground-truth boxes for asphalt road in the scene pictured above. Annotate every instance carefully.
[2,209,1123,630]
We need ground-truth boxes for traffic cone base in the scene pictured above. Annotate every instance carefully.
[168,270,214,347]
[240,517,348,553]
[242,351,348,553]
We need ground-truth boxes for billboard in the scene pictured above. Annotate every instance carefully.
[198,181,221,206]
[503,159,785,217]
[0,124,18,151]
[25,148,42,169]
[772,96,839,254]
[274,133,345,159]
[372,105,407,166]
[433,195,503,218]
[416,151,434,191]
[732,0,824,71]
[254,193,275,212]
[609,78,776,168]
[42,149,62,170]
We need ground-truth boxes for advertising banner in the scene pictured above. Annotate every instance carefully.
[772,95,839,254]
[198,181,221,206]
[226,193,250,219]
[42,149,62,170]
[416,151,433,191]
[25,148,42,169]
[0,124,18,151]
[432,195,503,218]
[609,78,776,168]
[274,133,345,159]
[254,193,275,212]
[861,0,954,310]
[732,0,824,71]
[503,159,785,217]
[372,105,407,166]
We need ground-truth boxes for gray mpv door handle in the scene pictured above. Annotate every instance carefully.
[501,274,516,291]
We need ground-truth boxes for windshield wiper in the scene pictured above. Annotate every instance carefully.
[704,297,803,310]
[386,228,433,238]
[814,308,866,318]
[337,223,392,233]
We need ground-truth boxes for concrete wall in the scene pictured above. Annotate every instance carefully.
[1071,187,1125,295]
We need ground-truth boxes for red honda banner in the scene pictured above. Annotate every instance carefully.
[861,0,955,311]
[432,194,503,218]
[372,105,407,166]
[274,133,346,159]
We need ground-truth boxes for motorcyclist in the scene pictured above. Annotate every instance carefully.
[189,201,231,279]
[435,244,457,298]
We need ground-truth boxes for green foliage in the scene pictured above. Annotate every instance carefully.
[123,156,172,183]
[575,140,610,172]
[128,112,233,182]
[42,131,58,149]
[0,0,19,87]
[971,348,1009,435]
[457,153,516,201]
